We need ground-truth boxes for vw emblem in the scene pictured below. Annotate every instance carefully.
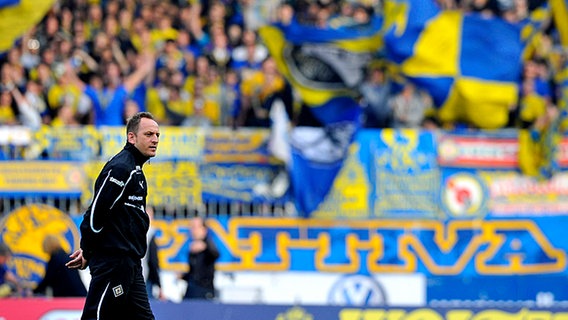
[328,274,387,306]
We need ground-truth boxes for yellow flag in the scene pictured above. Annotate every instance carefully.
[0,0,56,52]
[550,0,568,46]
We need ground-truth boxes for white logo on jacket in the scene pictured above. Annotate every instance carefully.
[109,177,125,187]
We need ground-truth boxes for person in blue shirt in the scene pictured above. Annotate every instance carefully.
[67,52,155,126]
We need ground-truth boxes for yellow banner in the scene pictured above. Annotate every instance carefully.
[0,162,85,193]
[99,126,205,161]
[81,161,201,208]
[146,161,201,207]
[205,128,276,163]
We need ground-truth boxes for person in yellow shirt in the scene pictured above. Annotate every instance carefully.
[0,90,17,125]
[150,16,179,51]
[50,102,81,127]
[177,77,222,127]
[183,56,211,97]
[201,66,223,126]
[46,64,82,122]
[517,79,554,177]
[237,57,286,128]
[180,57,224,126]
[83,4,103,42]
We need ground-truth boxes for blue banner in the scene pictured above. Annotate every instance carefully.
[204,129,274,164]
[362,129,440,219]
[151,301,568,320]
[200,163,288,203]
[428,275,568,304]
[1,204,567,306]
[34,126,100,161]
[133,216,568,279]
[3,298,567,320]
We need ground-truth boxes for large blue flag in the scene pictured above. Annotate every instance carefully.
[259,17,383,217]
[0,0,56,52]
[383,0,524,129]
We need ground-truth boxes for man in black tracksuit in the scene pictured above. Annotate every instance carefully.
[182,217,219,300]
[66,112,160,320]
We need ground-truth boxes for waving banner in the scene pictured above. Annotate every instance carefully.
[0,0,56,52]
[259,16,384,217]
[383,0,522,129]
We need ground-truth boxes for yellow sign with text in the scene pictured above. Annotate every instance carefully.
[0,162,85,192]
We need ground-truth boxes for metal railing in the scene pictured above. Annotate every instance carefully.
[0,196,296,220]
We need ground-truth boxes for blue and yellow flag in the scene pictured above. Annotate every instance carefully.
[259,17,383,217]
[383,0,523,129]
[521,0,568,180]
[0,0,56,52]
[259,17,383,125]
[519,2,551,60]
[550,0,568,46]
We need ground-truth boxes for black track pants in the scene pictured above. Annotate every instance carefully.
[81,255,154,320]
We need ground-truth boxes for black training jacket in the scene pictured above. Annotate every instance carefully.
[80,143,151,263]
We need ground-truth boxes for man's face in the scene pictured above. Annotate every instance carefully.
[129,117,160,158]
[190,218,207,240]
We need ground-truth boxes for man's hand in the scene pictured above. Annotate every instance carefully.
[66,249,88,270]
[157,288,167,301]
[189,240,206,253]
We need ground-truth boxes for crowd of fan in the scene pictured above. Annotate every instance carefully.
[0,0,564,132]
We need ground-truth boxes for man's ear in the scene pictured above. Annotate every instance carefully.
[127,131,136,144]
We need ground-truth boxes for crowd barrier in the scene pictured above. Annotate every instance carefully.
[0,195,291,218]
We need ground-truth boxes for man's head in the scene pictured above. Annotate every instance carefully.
[189,216,208,240]
[0,243,12,265]
[42,235,62,255]
[126,112,160,158]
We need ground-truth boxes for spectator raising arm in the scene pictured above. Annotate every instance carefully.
[5,82,42,131]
